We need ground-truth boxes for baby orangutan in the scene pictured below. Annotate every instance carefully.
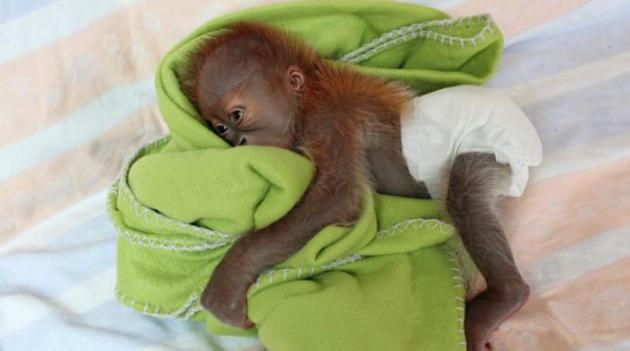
[183,22,530,351]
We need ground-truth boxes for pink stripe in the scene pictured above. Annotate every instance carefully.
[0,0,239,147]
[503,157,630,265]
[492,257,630,349]
[0,104,164,244]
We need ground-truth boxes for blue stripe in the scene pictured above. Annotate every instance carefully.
[0,0,57,24]
[488,2,630,89]
[0,79,155,183]
[523,72,630,154]
[0,211,260,350]
[1,298,261,351]
[0,300,198,351]
[0,215,116,297]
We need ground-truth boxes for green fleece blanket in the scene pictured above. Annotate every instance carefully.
[107,2,502,350]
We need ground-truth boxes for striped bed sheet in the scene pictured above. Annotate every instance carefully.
[0,0,628,350]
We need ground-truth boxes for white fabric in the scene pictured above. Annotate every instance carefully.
[401,85,543,198]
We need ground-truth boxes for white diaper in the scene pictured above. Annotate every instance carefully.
[400,85,543,199]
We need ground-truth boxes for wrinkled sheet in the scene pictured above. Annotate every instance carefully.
[1,0,628,350]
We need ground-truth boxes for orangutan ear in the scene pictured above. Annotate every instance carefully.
[286,65,305,92]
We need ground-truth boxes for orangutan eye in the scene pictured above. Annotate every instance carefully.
[215,123,228,135]
[231,109,243,121]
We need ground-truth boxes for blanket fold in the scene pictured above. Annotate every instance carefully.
[107,2,503,350]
